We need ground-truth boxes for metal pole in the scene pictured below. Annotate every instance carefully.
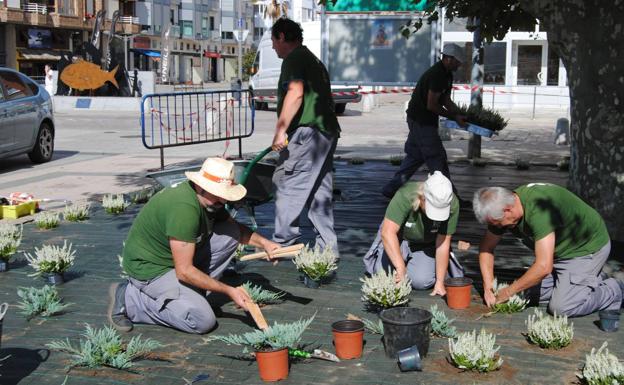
[237,0,242,81]
[492,85,495,108]
[532,86,536,119]
[468,18,484,159]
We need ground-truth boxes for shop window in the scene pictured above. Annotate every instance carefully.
[517,45,542,85]
[451,42,507,85]
[547,46,560,86]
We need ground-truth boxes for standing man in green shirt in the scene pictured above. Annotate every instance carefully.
[382,44,468,204]
[270,18,340,255]
[363,172,464,294]
[108,157,280,334]
[473,183,623,330]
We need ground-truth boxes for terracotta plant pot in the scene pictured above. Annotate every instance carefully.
[255,347,289,382]
[444,277,473,309]
[332,320,364,359]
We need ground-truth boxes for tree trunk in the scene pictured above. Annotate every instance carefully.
[521,0,624,241]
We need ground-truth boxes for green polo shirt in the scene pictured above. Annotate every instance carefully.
[406,61,453,126]
[384,181,459,248]
[122,181,230,281]
[488,183,609,259]
[277,45,340,137]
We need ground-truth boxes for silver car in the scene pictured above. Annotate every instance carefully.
[0,67,55,163]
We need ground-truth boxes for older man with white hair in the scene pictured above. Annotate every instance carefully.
[109,157,280,334]
[473,183,623,331]
[364,171,464,294]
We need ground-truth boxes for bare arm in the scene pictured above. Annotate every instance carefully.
[233,217,281,260]
[272,80,304,151]
[427,90,467,126]
[380,218,407,282]
[496,232,555,303]
[170,238,251,310]
[478,230,502,306]
[430,233,452,296]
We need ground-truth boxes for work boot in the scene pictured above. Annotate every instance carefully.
[108,282,133,332]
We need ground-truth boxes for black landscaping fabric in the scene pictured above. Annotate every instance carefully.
[0,161,621,385]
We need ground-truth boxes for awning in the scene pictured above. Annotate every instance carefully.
[17,49,64,61]
[130,48,161,58]
[204,51,221,58]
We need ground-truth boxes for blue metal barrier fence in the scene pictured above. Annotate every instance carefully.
[140,89,255,169]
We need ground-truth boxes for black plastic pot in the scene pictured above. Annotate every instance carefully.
[379,307,432,359]
[303,275,320,288]
[44,273,65,286]
[598,310,620,332]
[397,345,422,372]
[0,261,8,272]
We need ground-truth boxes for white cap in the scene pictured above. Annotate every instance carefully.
[441,43,464,63]
[423,171,453,221]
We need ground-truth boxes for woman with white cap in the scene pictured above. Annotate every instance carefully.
[363,171,464,295]
[109,157,281,334]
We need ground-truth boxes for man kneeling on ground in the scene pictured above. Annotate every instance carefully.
[473,183,623,331]
[108,157,280,333]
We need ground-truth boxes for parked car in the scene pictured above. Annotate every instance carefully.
[0,67,55,164]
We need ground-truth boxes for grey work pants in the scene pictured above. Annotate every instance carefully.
[531,242,622,317]
[382,118,451,197]
[272,126,339,255]
[124,220,240,334]
[362,227,464,289]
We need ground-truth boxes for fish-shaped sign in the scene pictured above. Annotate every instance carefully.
[60,60,119,91]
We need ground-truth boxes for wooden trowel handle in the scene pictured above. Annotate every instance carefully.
[237,286,268,330]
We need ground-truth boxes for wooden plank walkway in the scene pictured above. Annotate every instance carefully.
[0,161,621,385]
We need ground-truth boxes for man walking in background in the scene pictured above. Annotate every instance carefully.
[382,44,468,206]
[269,18,340,256]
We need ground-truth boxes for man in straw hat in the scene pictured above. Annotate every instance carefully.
[382,43,469,207]
[109,157,280,333]
[363,171,464,294]
[270,18,340,256]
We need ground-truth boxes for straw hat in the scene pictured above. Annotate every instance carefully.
[185,157,247,202]
[423,171,453,221]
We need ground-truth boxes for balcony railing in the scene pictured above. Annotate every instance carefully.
[23,3,47,14]
[119,16,139,24]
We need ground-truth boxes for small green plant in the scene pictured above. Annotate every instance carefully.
[0,236,21,262]
[0,223,23,240]
[63,203,90,222]
[470,157,488,167]
[525,308,573,349]
[46,324,162,370]
[17,285,72,320]
[577,342,624,385]
[557,156,570,171]
[293,244,338,282]
[102,194,129,214]
[131,187,159,204]
[34,211,60,229]
[349,157,365,165]
[515,157,531,170]
[389,155,404,166]
[430,304,457,338]
[361,317,384,335]
[25,241,76,276]
[360,268,412,309]
[449,329,503,373]
[209,314,315,352]
[241,282,285,305]
[491,278,528,314]
[457,104,508,132]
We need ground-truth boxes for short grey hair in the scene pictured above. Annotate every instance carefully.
[472,187,515,224]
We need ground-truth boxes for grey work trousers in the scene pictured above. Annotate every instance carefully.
[272,126,339,255]
[382,118,452,197]
[362,227,464,289]
[530,242,622,317]
[124,220,240,334]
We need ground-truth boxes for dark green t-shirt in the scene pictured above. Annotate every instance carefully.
[384,181,459,248]
[122,181,230,281]
[277,45,340,137]
[488,183,609,259]
[405,61,453,126]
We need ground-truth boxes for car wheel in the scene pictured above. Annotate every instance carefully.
[335,103,346,114]
[28,122,54,163]
[254,100,265,111]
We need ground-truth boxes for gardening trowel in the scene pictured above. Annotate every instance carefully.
[289,348,340,362]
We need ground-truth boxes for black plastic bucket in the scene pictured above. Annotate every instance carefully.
[379,307,432,359]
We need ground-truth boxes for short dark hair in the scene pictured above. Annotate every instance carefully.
[271,18,303,43]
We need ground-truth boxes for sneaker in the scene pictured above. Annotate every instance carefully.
[108,282,133,332]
